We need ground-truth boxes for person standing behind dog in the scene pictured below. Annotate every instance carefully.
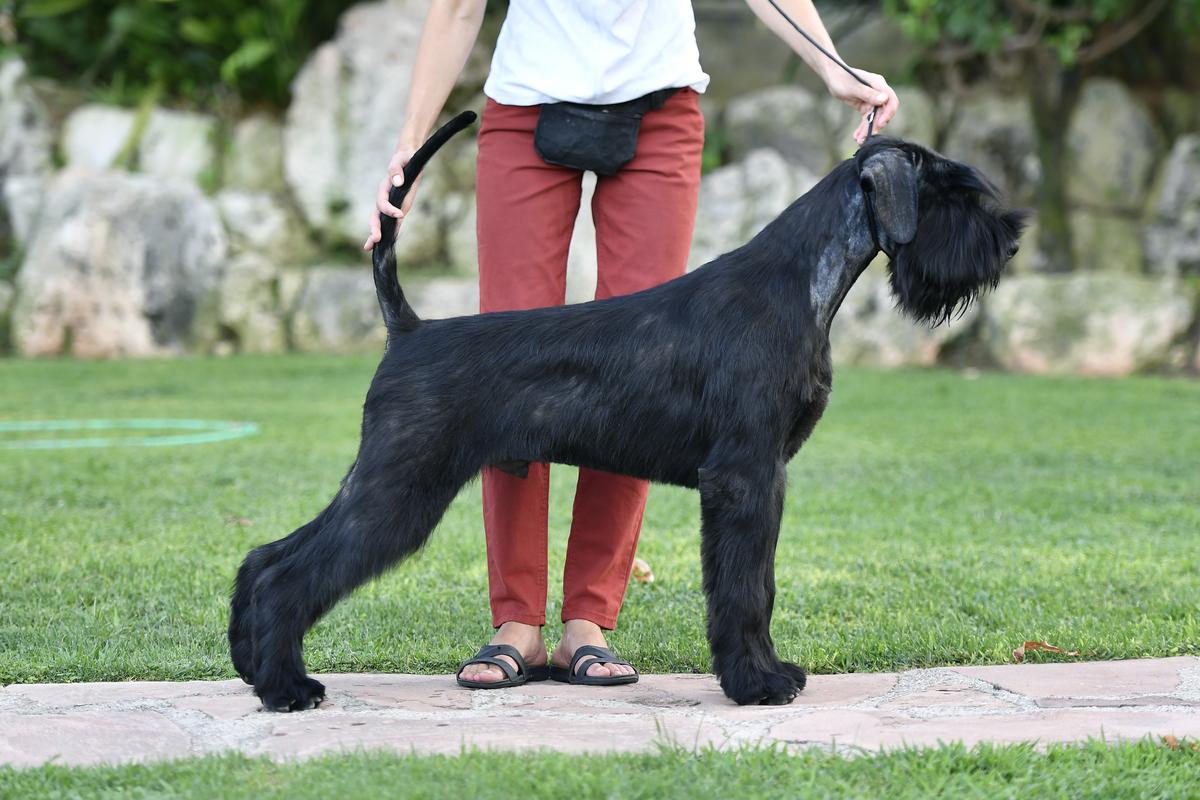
[364,0,899,689]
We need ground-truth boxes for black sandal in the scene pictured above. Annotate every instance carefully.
[455,643,550,689]
[549,644,639,686]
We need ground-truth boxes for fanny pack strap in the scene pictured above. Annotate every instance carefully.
[584,87,679,115]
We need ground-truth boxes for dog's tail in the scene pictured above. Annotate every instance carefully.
[371,110,478,335]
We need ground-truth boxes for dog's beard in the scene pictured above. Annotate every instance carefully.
[888,200,1028,325]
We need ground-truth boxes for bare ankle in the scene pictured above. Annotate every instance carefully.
[492,621,545,653]
[562,619,605,637]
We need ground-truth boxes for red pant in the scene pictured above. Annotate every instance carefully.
[476,90,704,629]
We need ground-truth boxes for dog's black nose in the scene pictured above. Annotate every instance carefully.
[1007,242,1020,260]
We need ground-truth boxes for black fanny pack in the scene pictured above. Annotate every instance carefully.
[533,88,678,175]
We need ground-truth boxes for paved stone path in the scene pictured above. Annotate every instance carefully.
[2,657,1198,767]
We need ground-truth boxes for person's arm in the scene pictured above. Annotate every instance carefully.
[742,0,899,144]
[365,0,487,249]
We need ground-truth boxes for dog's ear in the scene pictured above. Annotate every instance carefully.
[860,149,918,245]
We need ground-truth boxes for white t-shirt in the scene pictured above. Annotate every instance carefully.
[483,0,711,106]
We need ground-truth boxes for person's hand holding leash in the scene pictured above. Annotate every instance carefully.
[747,0,899,144]
[824,68,898,144]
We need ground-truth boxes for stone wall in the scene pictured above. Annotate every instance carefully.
[1,0,1198,375]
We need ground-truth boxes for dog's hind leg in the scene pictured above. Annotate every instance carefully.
[698,457,803,706]
[247,463,466,712]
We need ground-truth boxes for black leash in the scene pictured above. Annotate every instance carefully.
[763,0,880,138]
[764,0,891,255]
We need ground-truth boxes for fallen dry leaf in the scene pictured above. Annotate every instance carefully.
[631,557,654,583]
[1158,735,1197,752]
[1012,640,1080,663]
[225,515,254,527]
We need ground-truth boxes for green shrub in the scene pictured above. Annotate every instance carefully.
[6,0,360,108]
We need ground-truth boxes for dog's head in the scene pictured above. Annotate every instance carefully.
[855,138,1028,324]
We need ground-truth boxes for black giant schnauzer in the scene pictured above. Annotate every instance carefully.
[230,111,1026,712]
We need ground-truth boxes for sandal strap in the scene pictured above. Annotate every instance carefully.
[457,643,526,681]
[461,656,516,681]
[569,644,632,676]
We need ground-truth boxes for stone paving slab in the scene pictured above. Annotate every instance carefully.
[1,657,1197,767]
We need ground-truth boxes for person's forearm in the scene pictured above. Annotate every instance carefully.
[743,0,842,85]
[399,0,486,147]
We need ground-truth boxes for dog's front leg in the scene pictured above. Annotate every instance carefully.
[698,460,804,705]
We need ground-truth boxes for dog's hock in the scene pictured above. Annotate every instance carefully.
[860,150,918,245]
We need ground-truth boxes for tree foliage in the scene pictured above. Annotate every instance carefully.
[3,0,361,107]
[882,0,1200,75]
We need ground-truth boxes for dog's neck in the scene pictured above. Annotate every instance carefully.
[807,191,880,331]
[753,162,881,332]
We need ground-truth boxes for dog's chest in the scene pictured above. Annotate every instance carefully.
[780,344,831,460]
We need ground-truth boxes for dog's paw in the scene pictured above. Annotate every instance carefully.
[256,676,326,713]
[721,667,800,706]
[777,660,807,692]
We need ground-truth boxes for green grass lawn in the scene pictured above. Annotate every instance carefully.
[1,355,1197,683]
[3,741,1199,799]
[2,355,1198,792]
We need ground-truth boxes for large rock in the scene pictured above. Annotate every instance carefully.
[287,267,387,352]
[1066,79,1162,213]
[138,109,218,184]
[724,86,849,175]
[689,149,819,270]
[443,193,478,275]
[884,85,939,146]
[942,92,1039,205]
[2,175,45,248]
[830,262,977,368]
[981,273,1193,376]
[216,189,312,261]
[224,113,286,192]
[11,170,227,357]
[1069,210,1143,273]
[215,253,286,353]
[1144,135,1200,275]
[0,58,51,181]
[1,58,52,260]
[284,0,434,247]
[408,276,479,319]
[60,104,219,184]
[60,104,135,170]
